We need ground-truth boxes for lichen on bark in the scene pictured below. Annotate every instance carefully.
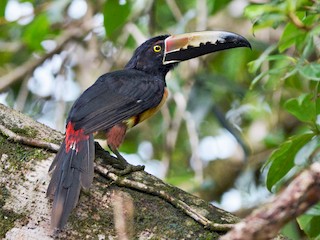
[0,103,239,239]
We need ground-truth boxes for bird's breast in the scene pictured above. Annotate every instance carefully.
[125,87,168,128]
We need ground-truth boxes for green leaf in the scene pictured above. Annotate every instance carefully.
[305,203,320,216]
[278,22,305,53]
[281,221,301,240]
[265,133,314,191]
[22,14,50,50]
[297,214,320,239]
[244,2,287,32]
[295,0,314,10]
[249,68,286,90]
[294,136,319,165]
[0,0,7,17]
[264,131,285,148]
[252,13,286,32]
[284,94,316,123]
[247,45,276,74]
[282,66,298,80]
[244,4,282,20]
[103,0,131,41]
[301,35,315,59]
[249,71,268,89]
[301,11,319,26]
[299,63,320,81]
[316,83,320,117]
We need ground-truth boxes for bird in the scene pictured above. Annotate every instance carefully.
[46,31,251,229]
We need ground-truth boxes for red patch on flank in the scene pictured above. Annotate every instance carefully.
[65,122,89,153]
[106,124,127,150]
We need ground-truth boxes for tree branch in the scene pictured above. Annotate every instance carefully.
[0,26,89,91]
[0,117,233,233]
[95,163,233,232]
[0,103,238,239]
[0,124,60,152]
[221,162,320,240]
[2,103,317,239]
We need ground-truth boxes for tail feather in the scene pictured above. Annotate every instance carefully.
[61,149,76,188]
[47,129,94,229]
[47,142,66,198]
[80,134,94,188]
[51,164,81,229]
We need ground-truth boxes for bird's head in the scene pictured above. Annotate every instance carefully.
[125,31,251,77]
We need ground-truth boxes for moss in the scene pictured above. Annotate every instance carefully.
[66,190,115,238]
[0,130,50,238]
[57,184,220,239]
[10,126,38,138]
[0,187,10,208]
[0,187,26,238]
[44,137,62,145]
[124,187,220,239]
[0,209,24,238]
[0,135,50,174]
[0,136,48,238]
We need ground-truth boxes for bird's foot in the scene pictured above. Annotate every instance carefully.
[109,146,145,175]
[106,163,145,176]
[95,142,145,176]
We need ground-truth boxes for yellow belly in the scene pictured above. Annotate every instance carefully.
[125,88,168,128]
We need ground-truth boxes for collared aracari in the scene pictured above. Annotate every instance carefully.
[47,31,251,229]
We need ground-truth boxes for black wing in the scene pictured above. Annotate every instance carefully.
[68,69,166,134]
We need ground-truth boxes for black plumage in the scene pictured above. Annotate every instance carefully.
[48,35,175,230]
[47,31,251,230]
[68,70,166,134]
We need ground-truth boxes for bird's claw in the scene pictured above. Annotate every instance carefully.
[108,147,145,175]
[95,142,145,176]
[106,164,145,176]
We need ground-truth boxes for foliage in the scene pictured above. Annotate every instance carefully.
[245,0,320,238]
[0,0,253,182]
[1,0,320,238]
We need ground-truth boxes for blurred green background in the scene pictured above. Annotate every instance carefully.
[1,0,320,238]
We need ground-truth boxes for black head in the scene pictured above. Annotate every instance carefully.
[125,35,177,77]
[125,31,251,77]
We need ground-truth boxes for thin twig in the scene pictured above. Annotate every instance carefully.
[0,124,60,152]
[287,12,311,31]
[95,164,233,232]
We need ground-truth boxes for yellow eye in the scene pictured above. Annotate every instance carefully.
[153,45,161,52]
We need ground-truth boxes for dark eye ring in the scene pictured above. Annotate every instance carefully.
[153,45,161,52]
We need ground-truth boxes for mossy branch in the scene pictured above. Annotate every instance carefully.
[0,103,238,239]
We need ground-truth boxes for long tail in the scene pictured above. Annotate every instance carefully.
[47,122,94,229]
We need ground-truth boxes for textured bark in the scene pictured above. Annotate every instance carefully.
[0,103,238,239]
[221,162,320,240]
